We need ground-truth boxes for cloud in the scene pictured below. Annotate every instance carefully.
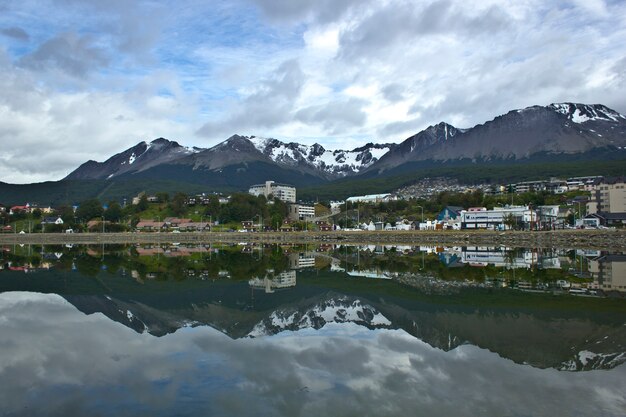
[295,98,367,134]
[197,59,305,139]
[337,0,511,62]
[18,32,109,78]
[1,0,626,182]
[1,293,625,417]
[1,27,29,41]
[249,0,367,24]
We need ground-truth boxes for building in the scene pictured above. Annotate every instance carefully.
[249,270,297,293]
[594,177,626,214]
[136,220,166,231]
[437,206,464,222]
[289,253,316,269]
[288,204,315,221]
[42,217,64,225]
[346,193,396,204]
[249,180,296,203]
[589,255,626,293]
[460,206,536,230]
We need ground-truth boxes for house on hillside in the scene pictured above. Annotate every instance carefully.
[10,204,30,215]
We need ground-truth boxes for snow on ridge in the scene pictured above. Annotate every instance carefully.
[247,297,391,338]
[248,136,270,153]
[246,135,392,175]
[559,350,626,371]
[549,103,625,124]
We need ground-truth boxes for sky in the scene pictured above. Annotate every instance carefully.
[0,0,625,184]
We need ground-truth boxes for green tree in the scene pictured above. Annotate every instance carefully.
[104,201,123,222]
[169,193,188,217]
[155,192,169,203]
[76,199,103,221]
[136,194,149,212]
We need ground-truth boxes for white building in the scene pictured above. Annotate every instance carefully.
[249,181,296,203]
[288,204,315,221]
[248,270,297,294]
[289,253,316,269]
[346,193,397,204]
[460,206,536,230]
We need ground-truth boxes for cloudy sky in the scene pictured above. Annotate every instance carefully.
[2,292,625,416]
[1,0,625,183]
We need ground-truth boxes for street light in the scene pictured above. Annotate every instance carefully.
[101,216,105,233]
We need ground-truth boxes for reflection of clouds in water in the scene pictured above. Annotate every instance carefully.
[1,292,625,417]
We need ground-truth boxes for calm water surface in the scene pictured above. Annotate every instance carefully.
[1,243,625,417]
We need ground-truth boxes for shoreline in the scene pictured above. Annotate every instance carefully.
[0,229,625,250]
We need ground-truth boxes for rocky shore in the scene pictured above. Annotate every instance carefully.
[0,229,624,250]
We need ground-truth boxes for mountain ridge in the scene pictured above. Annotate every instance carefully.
[64,102,626,183]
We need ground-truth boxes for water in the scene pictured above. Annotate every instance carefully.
[1,243,625,416]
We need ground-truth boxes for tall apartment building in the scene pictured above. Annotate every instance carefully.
[249,180,296,203]
[594,177,626,213]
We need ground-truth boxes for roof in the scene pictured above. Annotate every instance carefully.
[136,221,166,228]
[443,206,464,212]
[346,193,392,201]
[163,217,192,223]
[596,212,626,220]
[599,177,625,185]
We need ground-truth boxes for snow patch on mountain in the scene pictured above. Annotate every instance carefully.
[549,103,625,124]
[248,136,393,177]
[559,350,626,371]
[248,297,391,338]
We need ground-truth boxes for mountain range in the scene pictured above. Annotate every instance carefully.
[64,291,626,372]
[2,102,625,204]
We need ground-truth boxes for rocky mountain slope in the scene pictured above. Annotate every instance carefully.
[65,135,395,181]
[367,103,626,173]
[64,102,626,185]
[65,138,202,180]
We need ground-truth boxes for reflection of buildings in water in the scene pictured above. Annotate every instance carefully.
[589,255,626,293]
[288,253,316,269]
[135,245,217,257]
[249,270,297,293]
[458,247,560,269]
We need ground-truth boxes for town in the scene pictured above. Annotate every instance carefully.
[0,176,624,234]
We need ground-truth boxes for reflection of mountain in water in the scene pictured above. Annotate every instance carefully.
[63,289,626,372]
[248,295,391,337]
[376,305,626,372]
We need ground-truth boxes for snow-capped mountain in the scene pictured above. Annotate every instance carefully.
[65,135,394,181]
[248,136,393,177]
[65,138,202,180]
[60,102,626,189]
[248,296,391,337]
[368,102,626,172]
